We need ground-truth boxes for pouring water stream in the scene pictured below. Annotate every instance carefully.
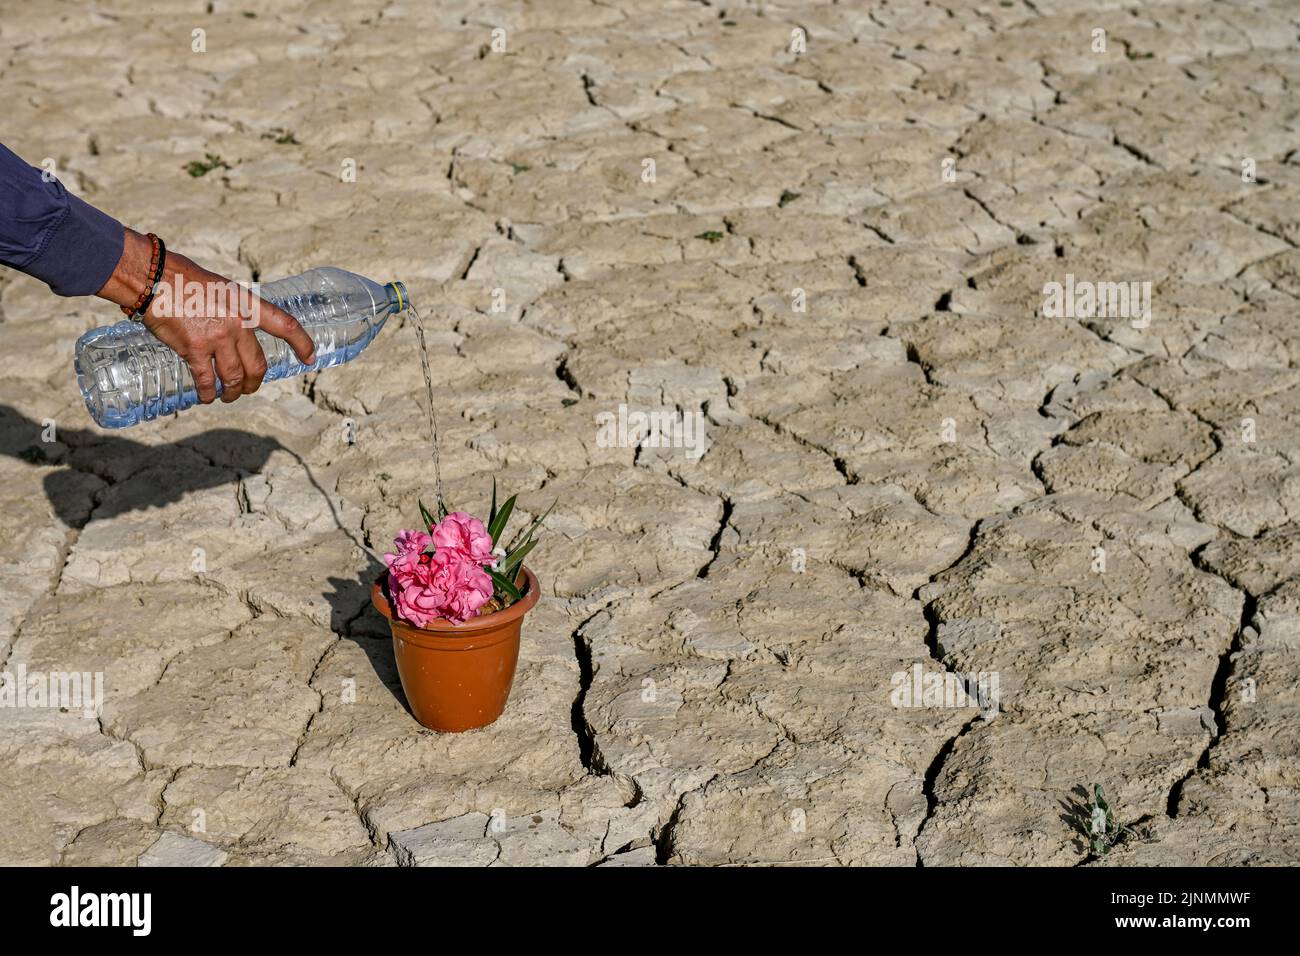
[408,304,447,514]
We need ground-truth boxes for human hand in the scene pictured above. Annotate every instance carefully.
[97,228,316,404]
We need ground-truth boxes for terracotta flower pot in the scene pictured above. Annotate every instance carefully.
[371,567,540,733]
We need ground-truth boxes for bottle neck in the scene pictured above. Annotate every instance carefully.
[384,281,411,315]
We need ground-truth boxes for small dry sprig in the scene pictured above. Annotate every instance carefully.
[1064,784,1137,857]
[185,153,230,178]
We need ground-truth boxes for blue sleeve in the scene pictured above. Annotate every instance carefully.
[0,142,124,296]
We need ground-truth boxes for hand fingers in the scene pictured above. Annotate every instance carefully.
[236,328,269,394]
[251,299,316,366]
[213,342,245,403]
[188,356,218,405]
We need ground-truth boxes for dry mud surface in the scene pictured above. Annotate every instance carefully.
[2,0,1299,866]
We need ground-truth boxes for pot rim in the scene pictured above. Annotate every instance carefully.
[372,566,541,635]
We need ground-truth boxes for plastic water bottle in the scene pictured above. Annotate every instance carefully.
[74,267,410,428]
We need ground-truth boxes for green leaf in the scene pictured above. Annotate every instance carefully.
[488,495,516,546]
[488,477,498,528]
[488,567,522,602]
[501,538,538,578]
[419,499,437,531]
[506,499,556,552]
[437,495,450,519]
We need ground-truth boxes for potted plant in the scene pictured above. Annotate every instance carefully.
[371,483,551,732]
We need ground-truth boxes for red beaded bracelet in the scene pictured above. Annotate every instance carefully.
[122,233,167,320]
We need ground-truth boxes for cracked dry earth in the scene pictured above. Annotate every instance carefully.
[2,0,1299,868]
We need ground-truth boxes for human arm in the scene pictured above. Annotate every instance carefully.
[1,141,315,403]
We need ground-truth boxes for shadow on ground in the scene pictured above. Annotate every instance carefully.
[325,559,413,714]
[1,401,411,710]
[0,402,284,528]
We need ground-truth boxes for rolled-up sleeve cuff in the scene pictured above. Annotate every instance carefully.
[25,192,123,297]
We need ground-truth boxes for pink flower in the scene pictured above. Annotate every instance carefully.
[391,569,446,628]
[384,529,431,586]
[430,512,495,565]
[439,553,495,623]
[384,529,494,627]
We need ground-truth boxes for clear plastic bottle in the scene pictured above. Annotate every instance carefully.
[74,267,410,428]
